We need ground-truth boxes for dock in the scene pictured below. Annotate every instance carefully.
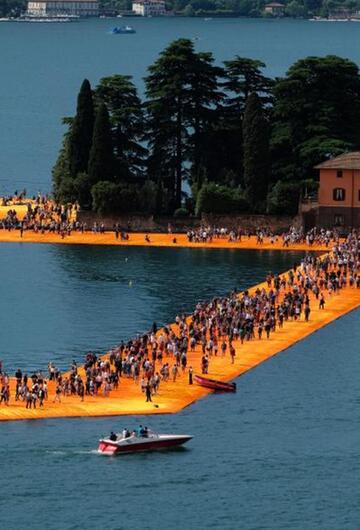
[0,230,334,252]
[0,250,359,421]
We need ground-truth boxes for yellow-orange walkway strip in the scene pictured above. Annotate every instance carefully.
[1,260,359,421]
[0,231,333,252]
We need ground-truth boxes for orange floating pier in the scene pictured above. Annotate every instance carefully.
[0,200,340,251]
[0,230,333,252]
[1,255,359,422]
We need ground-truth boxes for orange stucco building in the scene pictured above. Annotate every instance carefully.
[314,152,360,228]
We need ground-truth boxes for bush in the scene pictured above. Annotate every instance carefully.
[195,183,249,215]
[91,181,141,214]
[138,180,157,214]
[91,181,123,214]
[174,207,189,218]
[54,176,77,205]
[74,172,92,209]
[267,180,300,216]
[91,179,159,214]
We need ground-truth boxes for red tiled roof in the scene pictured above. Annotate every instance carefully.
[315,152,360,170]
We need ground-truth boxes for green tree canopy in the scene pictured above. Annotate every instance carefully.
[271,55,360,181]
[145,38,197,212]
[222,57,273,123]
[95,75,147,181]
[69,79,94,178]
[195,182,249,215]
[88,103,115,189]
[242,92,270,210]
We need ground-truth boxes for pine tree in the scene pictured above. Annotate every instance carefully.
[271,55,360,182]
[145,39,194,212]
[188,51,223,189]
[69,79,94,178]
[242,93,269,211]
[95,75,146,181]
[202,57,273,188]
[223,57,273,120]
[145,39,223,212]
[88,103,115,186]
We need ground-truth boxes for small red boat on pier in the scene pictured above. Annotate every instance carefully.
[194,375,236,392]
[98,429,193,455]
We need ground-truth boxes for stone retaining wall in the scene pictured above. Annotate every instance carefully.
[76,210,300,233]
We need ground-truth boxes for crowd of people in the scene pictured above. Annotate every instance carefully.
[0,230,358,410]
[0,195,344,248]
[0,194,81,236]
[186,226,340,248]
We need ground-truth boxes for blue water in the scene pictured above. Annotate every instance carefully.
[2,17,360,193]
[0,245,301,370]
[0,245,359,529]
[1,16,360,528]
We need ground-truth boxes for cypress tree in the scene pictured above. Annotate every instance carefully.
[242,92,269,211]
[69,79,94,177]
[88,103,115,185]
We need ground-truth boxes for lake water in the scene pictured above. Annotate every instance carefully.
[2,17,360,193]
[0,245,360,529]
[0,245,302,371]
[2,17,360,529]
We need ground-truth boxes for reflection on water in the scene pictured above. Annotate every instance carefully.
[0,244,303,371]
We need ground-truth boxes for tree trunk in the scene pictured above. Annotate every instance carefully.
[175,102,183,210]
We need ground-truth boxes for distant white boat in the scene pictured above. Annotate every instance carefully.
[110,25,136,34]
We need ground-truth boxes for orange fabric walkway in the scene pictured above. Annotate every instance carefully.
[1,257,359,421]
[0,230,333,252]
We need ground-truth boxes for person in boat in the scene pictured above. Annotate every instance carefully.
[122,428,131,438]
[143,426,149,437]
[138,424,146,437]
[109,431,117,441]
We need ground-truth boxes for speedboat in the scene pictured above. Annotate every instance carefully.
[194,375,236,392]
[111,25,135,34]
[98,430,192,455]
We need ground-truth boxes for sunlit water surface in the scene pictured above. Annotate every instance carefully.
[0,245,359,529]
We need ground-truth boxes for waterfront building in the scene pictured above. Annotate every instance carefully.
[264,2,285,16]
[132,0,166,16]
[301,152,360,229]
[315,152,360,228]
[27,0,99,17]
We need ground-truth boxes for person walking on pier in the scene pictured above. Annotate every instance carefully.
[172,364,178,382]
[0,385,9,405]
[230,344,236,364]
[188,366,193,385]
[53,384,62,403]
[145,381,152,402]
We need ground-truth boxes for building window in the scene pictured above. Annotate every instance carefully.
[334,214,344,227]
[333,188,346,201]
[337,170,343,178]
